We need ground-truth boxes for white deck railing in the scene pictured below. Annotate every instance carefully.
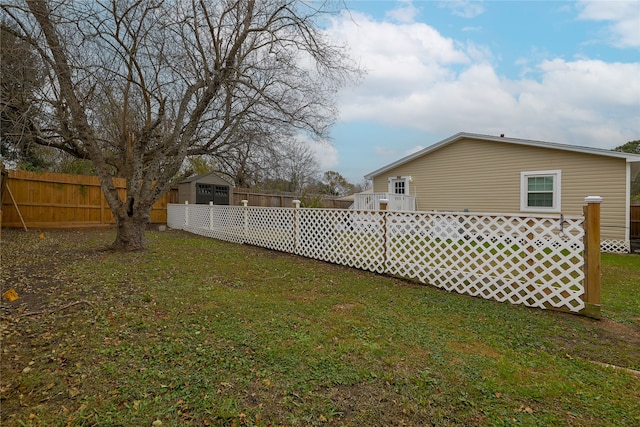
[353,192,417,211]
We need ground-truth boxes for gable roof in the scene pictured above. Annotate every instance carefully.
[179,172,233,185]
[365,132,640,179]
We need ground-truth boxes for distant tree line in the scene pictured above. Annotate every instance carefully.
[613,140,640,200]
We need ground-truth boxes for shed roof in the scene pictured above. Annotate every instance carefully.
[179,172,233,185]
[365,132,640,179]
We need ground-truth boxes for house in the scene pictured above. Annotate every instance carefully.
[178,173,234,205]
[364,132,640,252]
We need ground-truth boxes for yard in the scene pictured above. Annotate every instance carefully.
[1,229,638,426]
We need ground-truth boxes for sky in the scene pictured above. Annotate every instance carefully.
[308,0,640,184]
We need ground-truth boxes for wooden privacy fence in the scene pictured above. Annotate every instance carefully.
[1,170,178,229]
[233,188,352,209]
[631,202,640,240]
[168,198,602,317]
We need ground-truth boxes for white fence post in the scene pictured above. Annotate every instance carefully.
[184,201,189,227]
[379,199,388,270]
[241,200,248,243]
[209,201,214,231]
[293,200,300,254]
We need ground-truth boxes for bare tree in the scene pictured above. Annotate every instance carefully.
[269,139,320,193]
[1,0,360,250]
[0,20,50,170]
[214,127,281,188]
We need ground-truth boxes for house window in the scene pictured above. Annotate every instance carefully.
[520,170,561,213]
[388,176,410,195]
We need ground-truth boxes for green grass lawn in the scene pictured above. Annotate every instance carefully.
[1,229,638,426]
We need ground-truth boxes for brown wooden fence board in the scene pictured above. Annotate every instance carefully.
[631,202,640,240]
[233,188,353,209]
[1,170,177,229]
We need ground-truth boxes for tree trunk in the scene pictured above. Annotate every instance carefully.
[111,213,148,251]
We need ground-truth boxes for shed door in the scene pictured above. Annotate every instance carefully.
[214,185,230,205]
[196,183,214,204]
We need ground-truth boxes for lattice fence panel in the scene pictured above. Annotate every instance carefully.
[244,207,296,253]
[386,212,585,312]
[297,210,386,273]
[167,205,588,313]
[181,204,245,243]
[167,204,186,229]
[600,239,630,254]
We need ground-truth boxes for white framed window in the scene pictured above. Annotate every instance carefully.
[520,170,561,213]
[388,176,411,195]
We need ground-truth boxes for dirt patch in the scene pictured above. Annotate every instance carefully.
[597,318,640,343]
[1,230,110,315]
[550,313,640,370]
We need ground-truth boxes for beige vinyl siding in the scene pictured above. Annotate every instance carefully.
[373,137,628,240]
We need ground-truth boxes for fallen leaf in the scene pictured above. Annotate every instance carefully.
[3,289,19,302]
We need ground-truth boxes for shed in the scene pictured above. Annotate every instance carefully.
[178,173,234,205]
[364,132,640,252]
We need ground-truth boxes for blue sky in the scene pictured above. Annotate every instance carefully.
[309,0,640,184]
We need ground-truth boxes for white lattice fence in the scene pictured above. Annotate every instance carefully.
[385,212,585,312]
[173,204,245,243]
[297,210,387,273]
[244,207,296,253]
[167,204,186,230]
[167,204,587,313]
[600,239,630,254]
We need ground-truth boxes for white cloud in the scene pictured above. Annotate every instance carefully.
[439,0,485,19]
[386,0,420,24]
[375,147,397,157]
[330,10,472,122]
[328,10,640,150]
[577,0,640,48]
[309,140,339,170]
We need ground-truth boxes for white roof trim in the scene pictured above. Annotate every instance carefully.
[365,132,640,179]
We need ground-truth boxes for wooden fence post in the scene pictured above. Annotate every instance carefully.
[582,196,602,319]
[184,201,189,228]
